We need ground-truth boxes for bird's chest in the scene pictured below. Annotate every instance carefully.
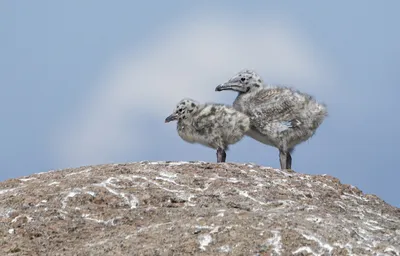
[177,123,196,143]
[246,128,276,146]
[177,122,213,148]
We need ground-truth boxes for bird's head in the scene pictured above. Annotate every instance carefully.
[165,98,199,123]
[215,69,263,93]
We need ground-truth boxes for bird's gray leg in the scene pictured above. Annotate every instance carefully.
[279,150,286,169]
[287,148,294,169]
[286,151,292,169]
[279,150,291,169]
[217,147,226,163]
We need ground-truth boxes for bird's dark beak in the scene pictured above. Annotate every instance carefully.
[215,83,230,91]
[215,82,247,92]
[165,113,178,123]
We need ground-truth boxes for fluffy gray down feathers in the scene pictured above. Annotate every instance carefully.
[171,99,250,150]
[233,85,327,151]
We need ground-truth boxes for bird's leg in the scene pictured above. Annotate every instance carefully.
[279,150,292,169]
[286,151,292,169]
[216,147,226,163]
[279,150,286,169]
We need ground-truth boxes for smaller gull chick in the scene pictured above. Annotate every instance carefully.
[165,98,250,163]
[216,70,327,169]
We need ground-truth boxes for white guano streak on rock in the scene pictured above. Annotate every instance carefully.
[123,175,183,193]
[86,239,109,247]
[320,183,336,191]
[94,177,139,209]
[61,188,97,209]
[142,161,190,166]
[137,222,174,233]
[265,230,282,255]
[342,192,369,202]
[62,189,82,209]
[306,216,323,224]
[334,201,347,211]
[364,220,384,231]
[167,162,189,166]
[301,232,333,253]
[273,168,294,177]
[238,189,295,208]
[365,208,400,223]
[34,169,56,175]
[333,242,356,256]
[35,200,48,207]
[227,177,241,183]
[159,171,177,179]
[65,168,92,176]
[86,191,96,196]
[155,176,178,184]
[384,247,400,256]
[82,214,122,226]
[238,190,268,206]
[292,246,317,255]
[11,215,33,223]
[148,162,162,165]
[0,188,18,195]
[218,245,231,253]
[0,208,14,218]
[19,177,37,182]
[120,192,139,209]
[287,187,311,199]
[198,234,212,251]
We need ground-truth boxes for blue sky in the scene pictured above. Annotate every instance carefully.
[1,1,399,207]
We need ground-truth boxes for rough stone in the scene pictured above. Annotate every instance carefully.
[0,161,399,255]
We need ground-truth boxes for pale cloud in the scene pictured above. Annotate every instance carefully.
[53,10,334,168]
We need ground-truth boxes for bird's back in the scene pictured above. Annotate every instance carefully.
[234,86,327,148]
[179,104,249,149]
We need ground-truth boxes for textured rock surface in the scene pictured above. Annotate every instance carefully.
[0,162,399,255]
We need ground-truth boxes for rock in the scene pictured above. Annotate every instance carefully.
[0,161,399,255]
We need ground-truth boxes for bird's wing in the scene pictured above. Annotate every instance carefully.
[192,105,225,130]
[245,88,305,131]
[191,111,215,131]
[192,119,212,131]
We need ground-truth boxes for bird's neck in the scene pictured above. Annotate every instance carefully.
[233,93,246,111]
[236,87,259,99]
[234,88,259,110]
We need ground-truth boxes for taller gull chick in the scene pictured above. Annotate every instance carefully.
[165,98,250,163]
[215,69,327,169]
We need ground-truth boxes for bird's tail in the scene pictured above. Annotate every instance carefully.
[312,102,328,129]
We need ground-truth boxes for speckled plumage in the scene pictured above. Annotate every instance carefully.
[216,69,327,169]
[165,98,250,162]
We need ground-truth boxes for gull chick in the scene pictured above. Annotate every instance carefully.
[165,98,250,163]
[216,70,327,169]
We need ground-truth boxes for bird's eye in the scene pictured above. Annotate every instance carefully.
[241,77,246,82]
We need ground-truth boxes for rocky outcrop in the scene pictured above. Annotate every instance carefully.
[0,161,399,255]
